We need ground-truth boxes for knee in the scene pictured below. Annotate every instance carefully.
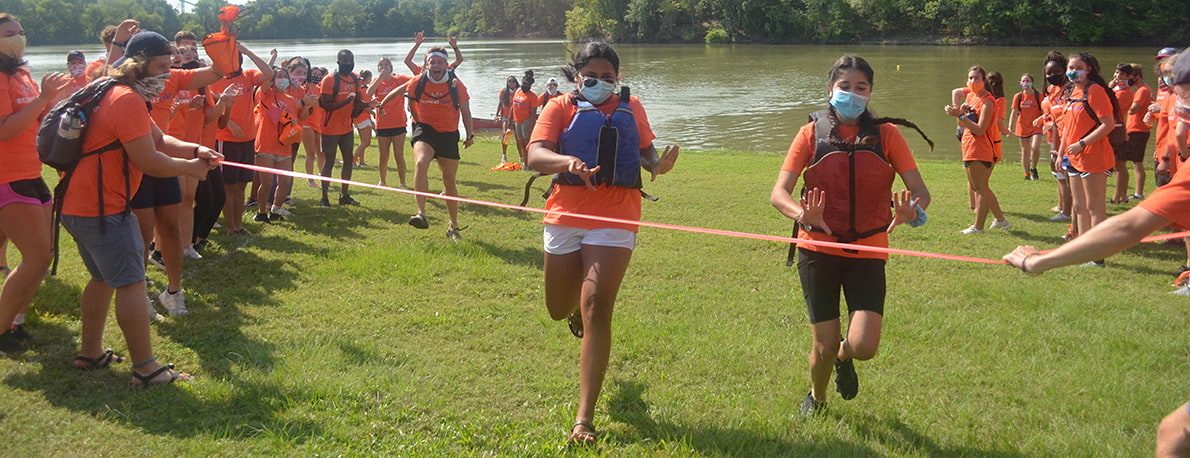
[811,338,840,361]
[848,341,879,361]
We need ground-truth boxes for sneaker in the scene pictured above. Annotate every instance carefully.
[1080,260,1106,268]
[834,357,858,400]
[212,222,222,229]
[319,197,331,208]
[1130,193,1144,201]
[1172,285,1190,296]
[1031,168,1040,180]
[148,250,166,270]
[147,299,161,321]
[799,392,825,419]
[183,245,203,260]
[1024,173,1032,181]
[284,197,294,206]
[193,239,210,251]
[0,329,27,355]
[253,212,272,224]
[339,195,359,206]
[960,225,984,234]
[307,179,319,189]
[268,212,285,221]
[10,324,35,344]
[158,289,188,316]
[990,219,1013,230]
[1062,230,1076,242]
[245,198,258,208]
[1175,265,1190,278]
[408,212,429,229]
[1049,213,1071,221]
[446,225,465,242]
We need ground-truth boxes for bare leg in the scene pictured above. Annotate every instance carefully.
[809,319,842,402]
[1113,159,1129,202]
[153,203,184,292]
[412,142,435,215]
[0,203,52,329]
[437,158,460,228]
[573,245,632,433]
[377,136,391,185]
[1132,160,1146,197]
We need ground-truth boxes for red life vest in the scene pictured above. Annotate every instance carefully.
[801,110,894,242]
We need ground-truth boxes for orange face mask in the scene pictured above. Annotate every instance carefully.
[968,80,985,94]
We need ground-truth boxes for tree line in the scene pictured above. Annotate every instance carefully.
[2,0,1185,46]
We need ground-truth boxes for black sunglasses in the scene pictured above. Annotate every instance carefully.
[581,76,616,87]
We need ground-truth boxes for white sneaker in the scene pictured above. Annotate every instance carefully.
[158,289,188,316]
[1049,213,1071,221]
[271,206,293,217]
[960,225,984,234]
[147,297,161,321]
[1172,285,1190,296]
[183,245,203,260]
[990,219,1013,230]
[213,222,223,229]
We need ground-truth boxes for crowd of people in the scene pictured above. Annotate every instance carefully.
[0,10,1185,452]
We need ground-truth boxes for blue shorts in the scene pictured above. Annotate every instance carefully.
[61,212,146,288]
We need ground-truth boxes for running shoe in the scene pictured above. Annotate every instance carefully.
[271,206,293,217]
[245,198,257,208]
[799,392,825,419]
[253,212,272,224]
[149,250,166,270]
[284,197,295,206]
[268,212,285,221]
[158,289,188,316]
[1024,173,1032,181]
[10,324,35,344]
[834,357,858,400]
[1172,285,1190,296]
[183,245,203,260]
[1049,213,1071,221]
[1080,260,1106,268]
[339,195,359,206]
[990,219,1013,230]
[408,212,429,229]
[147,298,161,321]
[212,222,222,229]
[446,225,465,242]
[1130,193,1144,201]
[0,329,27,355]
[1030,168,1040,180]
[960,225,984,234]
[319,197,331,208]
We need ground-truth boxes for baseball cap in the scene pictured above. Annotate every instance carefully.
[1155,47,1177,61]
[111,32,173,67]
[67,50,85,63]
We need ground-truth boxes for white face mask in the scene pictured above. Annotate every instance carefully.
[0,34,26,59]
[69,63,86,78]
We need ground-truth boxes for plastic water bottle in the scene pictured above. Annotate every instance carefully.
[57,107,85,140]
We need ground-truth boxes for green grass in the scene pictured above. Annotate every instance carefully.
[2,139,1187,456]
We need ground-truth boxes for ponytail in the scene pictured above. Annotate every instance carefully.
[826,108,935,152]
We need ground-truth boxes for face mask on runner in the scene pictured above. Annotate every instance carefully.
[579,76,616,104]
[967,79,985,94]
[69,63,85,78]
[290,75,306,86]
[274,78,290,90]
[338,62,353,75]
[829,88,868,121]
[0,34,26,59]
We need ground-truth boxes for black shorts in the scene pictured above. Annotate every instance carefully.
[376,127,407,137]
[797,249,886,323]
[1116,131,1150,163]
[963,160,994,169]
[410,123,460,160]
[129,175,182,209]
[0,177,52,208]
[218,139,256,184]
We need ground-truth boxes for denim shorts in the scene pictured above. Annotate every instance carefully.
[61,212,146,288]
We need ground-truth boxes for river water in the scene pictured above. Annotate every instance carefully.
[24,39,1159,161]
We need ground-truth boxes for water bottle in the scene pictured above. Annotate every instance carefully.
[57,107,85,140]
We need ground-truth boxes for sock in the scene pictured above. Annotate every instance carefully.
[167,289,179,295]
[13,314,25,326]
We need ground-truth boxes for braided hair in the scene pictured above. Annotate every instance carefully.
[825,54,935,151]
[1067,52,1120,122]
[1043,51,1068,94]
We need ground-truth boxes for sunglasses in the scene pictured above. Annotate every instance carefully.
[581,75,616,87]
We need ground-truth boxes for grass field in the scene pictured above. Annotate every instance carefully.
[1,139,1187,456]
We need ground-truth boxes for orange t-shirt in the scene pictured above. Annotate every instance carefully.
[497,88,513,118]
[166,88,205,143]
[1127,85,1153,133]
[960,91,996,162]
[373,75,411,130]
[84,58,106,82]
[252,88,300,156]
[210,68,263,142]
[200,91,218,149]
[1060,84,1115,174]
[781,121,918,261]
[1139,163,1190,228]
[353,83,373,125]
[405,73,471,133]
[511,88,539,123]
[530,93,656,232]
[1113,84,1133,128]
[1155,89,1175,165]
[298,82,322,128]
[148,68,197,132]
[61,86,152,217]
[1012,91,1043,137]
[66,75,87,94]
[318,72,360,136]
[0,68,43,185]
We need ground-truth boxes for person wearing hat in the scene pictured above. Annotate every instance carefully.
[66,50,86,92]
[57,29,223,385]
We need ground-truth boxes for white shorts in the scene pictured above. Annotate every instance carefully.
[355,119,374,130]
[543,224,636,255]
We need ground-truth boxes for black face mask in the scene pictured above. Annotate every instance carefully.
[1046,73,1065,86]
[338,63,354,75]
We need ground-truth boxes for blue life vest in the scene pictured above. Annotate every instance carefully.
[557,95,642,189]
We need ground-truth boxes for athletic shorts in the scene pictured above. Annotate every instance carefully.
[61,212,146,289]
[129,175,182,209]
[411,123,460,160]
[797,249,886,323]
[218,139,256,184]
[543,224,636,255]
[963,160,993,169]
[255,152,291,162]
[514,119,535,141]
[1064,163,1104,179]
[0,177,51,210]
[1117,131,1150,163]
[355,119,374,130]
[376,127,407,137]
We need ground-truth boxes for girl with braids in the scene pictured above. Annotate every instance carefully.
[947,65,1011,234]
[1040,51,1074,224]
[527,40,678,443]
[771,54,931,418]
[1059,52,1120,266]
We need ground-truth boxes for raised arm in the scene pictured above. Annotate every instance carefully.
[404,31,424,74]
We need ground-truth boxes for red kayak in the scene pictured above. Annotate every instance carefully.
[472,117,503,130]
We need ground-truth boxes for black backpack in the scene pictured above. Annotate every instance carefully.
[408,69,460,110]
[323,72,366,126]
[36,78,131,274]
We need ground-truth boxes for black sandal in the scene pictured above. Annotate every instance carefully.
[130,358,181,387]
[566,311,583,339]
[74,349,124,370]
[568,421,597,445]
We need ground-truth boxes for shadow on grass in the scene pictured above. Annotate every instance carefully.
[845,413,1027,456]
[470,240,544,270]
[606,380,878,455]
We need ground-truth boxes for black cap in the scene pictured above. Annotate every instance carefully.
[1174,53,1190,86]
[111,31,172,67]
[67,50,85,63]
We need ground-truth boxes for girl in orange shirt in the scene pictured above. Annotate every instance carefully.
[526,41,679,444]
[253,67,311,222]
[299,63,323,188]
[497,76,518,163]
[946,65,1011,234]
[368,57,413,187]
[1008,73,1044,180]
[1059,52,1120,266]
[1041,52,1074,224]
[351,70,375,168]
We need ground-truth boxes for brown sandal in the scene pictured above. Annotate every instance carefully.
[566,311,583,339]
[567,421,597,445]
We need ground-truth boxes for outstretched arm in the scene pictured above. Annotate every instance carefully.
[404,31,424,74]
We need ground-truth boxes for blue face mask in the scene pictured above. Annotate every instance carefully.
[274,78,290,90]
[1066,70,1086,83]
[829,88,868,120]
[579,76,616,104]
[1163,76,1175,88]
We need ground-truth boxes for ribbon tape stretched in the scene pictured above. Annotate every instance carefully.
[219,161,1190,265]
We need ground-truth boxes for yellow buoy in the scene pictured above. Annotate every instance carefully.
[896,65,901,71]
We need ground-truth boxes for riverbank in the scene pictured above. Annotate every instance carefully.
[2,142,1184,455]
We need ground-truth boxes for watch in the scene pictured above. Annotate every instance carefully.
[1078,139,1087,148]
[466,133,475,141]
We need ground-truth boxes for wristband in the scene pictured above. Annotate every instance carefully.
[466,133,475,141]
[1020,253,1041,276]
[193,146,199,159]
[907,204,928,228]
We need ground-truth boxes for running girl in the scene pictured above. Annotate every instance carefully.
[946,65,1010,234]
[772,54,930,418]
[368,57,412,187]
[526,41,679,444]
[1008,73,1044,180]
